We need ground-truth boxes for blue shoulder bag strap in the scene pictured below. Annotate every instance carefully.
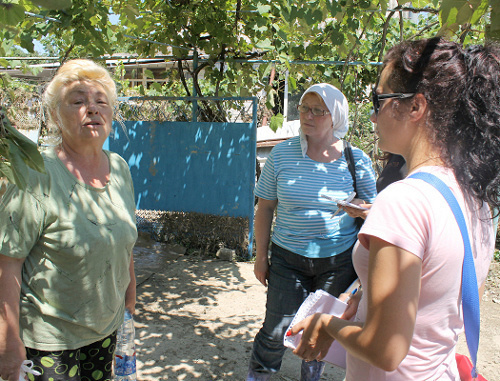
[409,172,480,379]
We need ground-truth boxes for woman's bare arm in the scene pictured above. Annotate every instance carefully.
[0,254,26,381]
[291,237,422,371]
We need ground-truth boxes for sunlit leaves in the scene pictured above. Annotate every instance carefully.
[256,4,271,15]
[440,0,489,34]
[269,113,284,132]
[0,0,496,129]
[30,0,73,10]
[488,0,500,41]
[255,38,273,50]
[409,0,439,7]
[0,106,45,189]
[0,2,25,26]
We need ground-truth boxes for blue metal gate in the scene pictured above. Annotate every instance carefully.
[106,96,257,258]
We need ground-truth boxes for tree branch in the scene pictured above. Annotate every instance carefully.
[411,21,440,39]
[177,59,191,96]
[192,60,211,98]
[214,45,226,97]
[396,7,439,14]
[399,10,404,41]
[261,65,275,127]
[340,12,375,88]
[60,43,75,66]
[377,10,397,76]
[460,23,472,45]
[234,0,241,31]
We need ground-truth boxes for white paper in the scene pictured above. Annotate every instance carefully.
[284,289,349,368]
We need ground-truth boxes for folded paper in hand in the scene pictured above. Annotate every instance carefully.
[283,289,348,369]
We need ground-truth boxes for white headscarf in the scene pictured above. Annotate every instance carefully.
[298,83,349,157]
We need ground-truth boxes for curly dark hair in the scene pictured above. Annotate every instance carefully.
[383,37,500,215]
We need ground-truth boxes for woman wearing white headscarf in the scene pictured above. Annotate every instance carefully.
[247,83,377,381]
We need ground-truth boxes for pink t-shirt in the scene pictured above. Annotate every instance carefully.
[347,167,494,381]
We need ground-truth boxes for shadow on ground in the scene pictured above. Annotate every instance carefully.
[132,233,346,380]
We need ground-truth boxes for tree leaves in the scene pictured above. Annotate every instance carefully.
[304,8,324,26]
[440,0,490,34]
[0,0,496,191]
[30,0,73,10]
[0,0,497,137]
[488,0,500,40]
[269,113,284,132]
[0,106,45,189]
[0,2,25,26]
[256,4,271,15]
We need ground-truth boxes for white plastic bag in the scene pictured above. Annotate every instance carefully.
[0,360,41,381]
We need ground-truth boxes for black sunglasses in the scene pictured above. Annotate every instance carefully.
[372,88,416,114]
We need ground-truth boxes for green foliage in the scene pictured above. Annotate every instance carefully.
[269,113,284,133]
[0,0,498,185]
[0,2,25,27]
[0,105,45,189]
[487,0,500,41]
[1,0,496,100]
[31,0,72,10]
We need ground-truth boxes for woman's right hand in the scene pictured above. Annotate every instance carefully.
[253,198,277,288]
[254,256,270,287]
[0,331,26,381]
[0,254,26,381]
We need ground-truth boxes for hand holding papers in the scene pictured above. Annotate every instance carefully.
[322,192,368,212]
[321,192,369,222]
[283,289,350,368]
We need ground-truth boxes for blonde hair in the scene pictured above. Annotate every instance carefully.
[43,59,117,128]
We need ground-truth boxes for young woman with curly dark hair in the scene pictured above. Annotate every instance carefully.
[289,37,499,380]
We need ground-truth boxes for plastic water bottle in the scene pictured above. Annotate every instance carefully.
[114,309,137,381]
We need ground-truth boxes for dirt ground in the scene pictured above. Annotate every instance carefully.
[132,233,500,380]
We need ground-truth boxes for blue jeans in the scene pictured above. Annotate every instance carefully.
[248,243,357,380]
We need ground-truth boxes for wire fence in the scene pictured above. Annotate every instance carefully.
[115,96,257,123]
[2,94,259,127]
[0,94,42,131]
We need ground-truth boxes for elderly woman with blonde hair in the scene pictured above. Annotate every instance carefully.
[0,59,137,381]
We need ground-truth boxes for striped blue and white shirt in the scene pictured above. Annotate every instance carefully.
[255,136,377,258]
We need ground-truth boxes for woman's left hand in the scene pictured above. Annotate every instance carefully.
[340,290,362,321]
[125,296,135,316]
[289,313,335,362]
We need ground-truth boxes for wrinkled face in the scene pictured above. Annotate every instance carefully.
[299,93,333,140]
[56,80,113,148]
